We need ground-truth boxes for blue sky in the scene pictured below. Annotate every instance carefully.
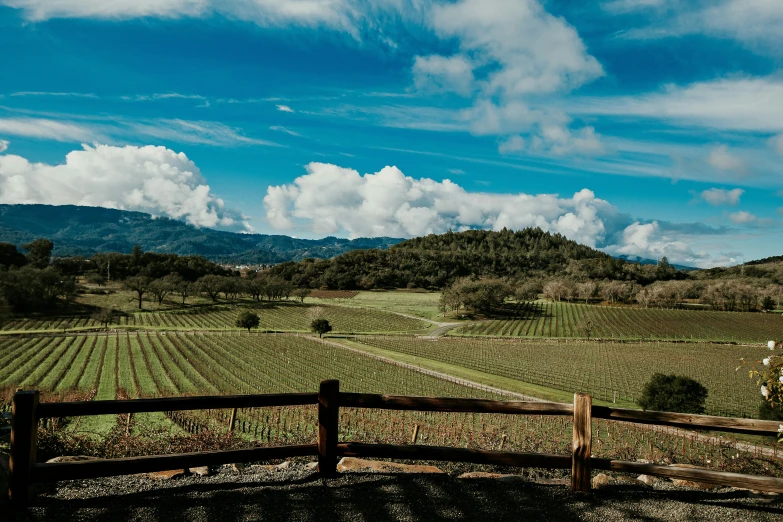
[0,0,781,267]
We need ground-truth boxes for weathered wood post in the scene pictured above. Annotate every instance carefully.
[318,380,340,477]
[9,389,40,507]
[411,424,420,445]
[229,408,238,432]
[571,393,592,492]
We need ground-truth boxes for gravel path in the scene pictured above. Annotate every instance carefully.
[8,462,783,522]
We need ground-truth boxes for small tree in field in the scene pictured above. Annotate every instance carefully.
[293,288,311,303]
[637,373,708,414]
[91,307,115,330]
[576,319,596,340]
[311,319,332,338]
[235,310,260,332]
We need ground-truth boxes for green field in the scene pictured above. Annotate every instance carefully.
[1,302,431,334]
[352,336,767,418]
[316,290,445,320]
[2,331,778,477]
[455,300,783,342]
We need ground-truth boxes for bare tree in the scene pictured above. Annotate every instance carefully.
[123,276,151,309]
[576,281,597,304]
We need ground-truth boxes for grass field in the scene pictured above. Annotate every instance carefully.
[1,302,431,334]
[318,290,445,320]
[455,300,783,342]
[2,332,779,477]
[352,336,767,418]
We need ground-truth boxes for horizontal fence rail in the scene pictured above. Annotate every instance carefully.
[7,381,783,508]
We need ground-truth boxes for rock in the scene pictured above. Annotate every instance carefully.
[222,463,247,473]
[458,472,505,479]
[636,474,657,486]
[592,473,611,489]
[45,455,99,463]
[251,461,290,472]
[749,489,780,497]
[669,464,719,490]
[305,462,319,471]
[189,466,210,477]
[147,469,186,480]
[336,457,444,474]
[537,478,570,486]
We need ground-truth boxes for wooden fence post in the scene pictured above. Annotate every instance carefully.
[318,380,340,477]
[229,408,238,432]
[9,389,40,507]
[571,393,592,492]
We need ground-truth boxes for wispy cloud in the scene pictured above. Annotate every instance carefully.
[10,91,99,98]
[0,117,100,141]
[269,125,301,137]
[128,119,281,147]
[276,104,294,113]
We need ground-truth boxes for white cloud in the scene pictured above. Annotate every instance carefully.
[570,78,783,133]
[0,140,7,153]
[270,126,301,137]
[498,135,526,154]
[0,143,252,231]
[264,162,729,265]
[276,105,294,113]
[128,119,279,147]
[412,54,475,96]
[11,91,98,98]
[728,211,756,224]
[0,118,100,142]
[700,188,743,206]
[707,145,745,174]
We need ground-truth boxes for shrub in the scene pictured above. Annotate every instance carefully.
[637,373,708,414]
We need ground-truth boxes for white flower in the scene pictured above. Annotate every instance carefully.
[770,341,777,350]
[762,385,770,398]
[764,358,771,366]
[779,376,783,384]
[779,424,783,434]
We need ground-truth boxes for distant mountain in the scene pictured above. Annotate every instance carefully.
[0,204,403,263]
[615,255,697,271]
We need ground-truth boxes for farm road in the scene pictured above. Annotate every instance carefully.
[385,311,464,338]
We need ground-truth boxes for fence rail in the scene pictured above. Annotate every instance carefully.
[8,381,783,507]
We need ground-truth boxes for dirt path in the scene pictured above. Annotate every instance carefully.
[382,310,465,337]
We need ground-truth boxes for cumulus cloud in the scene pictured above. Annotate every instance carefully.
[412,55,475,96]
[0,143,252,231]
[699,188,743,206]
[707,145,745,174]
[276,105,294,113]
[0,140,7,153]
[728,211,756,224]
[263,162,727,265]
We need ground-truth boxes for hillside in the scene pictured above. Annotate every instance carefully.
[268,228,681,289]
[0,204,402,263]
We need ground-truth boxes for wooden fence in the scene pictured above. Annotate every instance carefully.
[8,380,783,507]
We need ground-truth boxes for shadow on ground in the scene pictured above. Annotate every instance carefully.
[9,473,783,522]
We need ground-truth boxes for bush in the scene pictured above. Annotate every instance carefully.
[310,319,332,338]
[637,373,708,414]
[758,400,783,421]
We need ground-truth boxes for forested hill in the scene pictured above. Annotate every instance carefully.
[269,228,683,289]
[0,204,402,263]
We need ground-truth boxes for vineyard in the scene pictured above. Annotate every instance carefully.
[1,332,781,479]
[352,336,768,418]
[308,290,360,299]
[0,302,430,334]
[455,301,783,342]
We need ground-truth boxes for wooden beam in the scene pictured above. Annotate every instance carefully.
[33,444,318,483]
[572,393,592,492]
[592,459,783,494]
[36,392,318,418]
[592,406,780,436]
[9,390,39,507]
[337,443,571,469]
[318,380,340,477]
[340,393,574,415]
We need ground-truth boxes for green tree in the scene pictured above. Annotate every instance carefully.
[235,310,260,332]
[23,238,54,269]
[91,307,115,329]
[637,374,708,414]
[197,274,224,302]
[761,296,776,312]
[123,275,151,309]
[293,288,311,303]
[310,318,332,338]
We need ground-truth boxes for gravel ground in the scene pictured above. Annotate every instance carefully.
[6,462,783,522]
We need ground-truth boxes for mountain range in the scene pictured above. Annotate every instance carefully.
[0,204,402,264]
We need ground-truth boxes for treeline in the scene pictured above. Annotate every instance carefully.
[441,277,783,315]
[268,228,687,290]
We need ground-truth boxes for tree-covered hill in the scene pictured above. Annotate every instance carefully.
[0,204,402,263]
[269,228,685,289]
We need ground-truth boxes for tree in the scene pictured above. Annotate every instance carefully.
[86,273,106,286]
[576,319,596,340]
[637,374,708,414]
[148,276,176,305]
[235,310,260,332]
[575,281,596,304]
[197,274,224,302]
[123,275,151,309]
[293,288,311,303]
[91,307,115,329]
[311,318,332,338]
[543,280,569,302]
[23,238,54,269]
[0,243,28,268]
[761,295,776,312]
